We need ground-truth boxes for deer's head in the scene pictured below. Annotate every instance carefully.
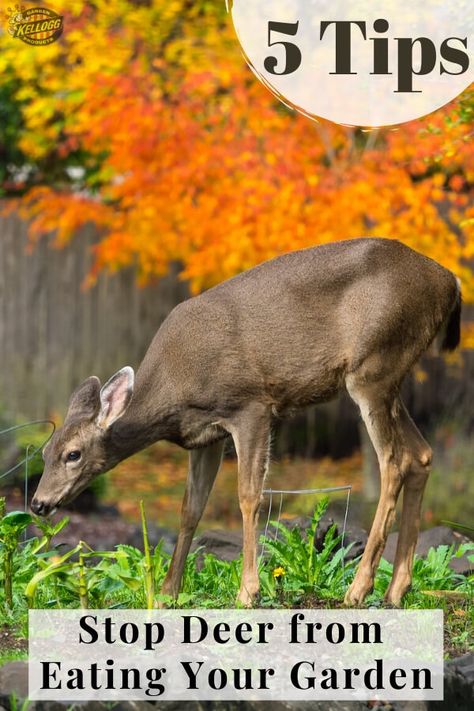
[31,367,134,516]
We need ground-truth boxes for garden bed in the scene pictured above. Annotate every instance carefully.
[0,496,472,664]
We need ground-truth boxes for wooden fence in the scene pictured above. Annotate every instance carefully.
[0,206,188,419]
[0,204,472,464]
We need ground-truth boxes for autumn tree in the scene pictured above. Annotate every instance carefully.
[0,0,472,306]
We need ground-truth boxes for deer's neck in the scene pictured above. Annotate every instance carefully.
[106,373,178,465]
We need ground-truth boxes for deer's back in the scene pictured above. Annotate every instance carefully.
[148,238,458,414]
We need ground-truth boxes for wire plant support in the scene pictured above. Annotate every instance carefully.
[261,484,352,583]
[0,421,56,515]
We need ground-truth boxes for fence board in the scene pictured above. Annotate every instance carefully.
[0,205,188,419]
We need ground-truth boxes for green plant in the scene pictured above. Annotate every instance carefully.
[21,503,169,610]
[370,544,473,601]
[140,500,155,609]
[0,501,33,608]
[78,552,88,609]
[8,692,30,711]
[259,497,356,601]
[413,544,474,594]
[33,515,69,552]
[25,542,85,608]
[0,493,471,658]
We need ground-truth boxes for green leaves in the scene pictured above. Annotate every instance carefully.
[33,515,69,539]
[0,505,34,608]
[260,497,356,601]
[1,511,32,533]
[412,543,474,594]
[25,543,84,607]
[140,500,155,609]
[0,492,472,623]
[13,502,170,610]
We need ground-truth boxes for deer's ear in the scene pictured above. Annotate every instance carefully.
[68,376,101,420]
[97,366,134,429]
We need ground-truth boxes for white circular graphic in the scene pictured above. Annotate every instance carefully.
[230,0,474,126]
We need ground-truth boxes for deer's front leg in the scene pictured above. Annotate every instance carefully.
[160,440,224,603]
[228,404,271,608]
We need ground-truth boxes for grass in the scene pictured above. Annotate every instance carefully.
[0,496,472,664]
[0,648,27,666]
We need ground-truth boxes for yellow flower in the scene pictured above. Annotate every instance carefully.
[273,566,286,579]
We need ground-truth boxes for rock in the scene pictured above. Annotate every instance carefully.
[126,522,177,556]
[266,514,329,550]
[442,652,474,710]
[393,653,474,711]
[0,661,159,710]
[0,662,28,703]
[383,526,473,575]
[192,529,243,561]
[332,515,366,556]
[1,657,472,709]
[248,703,371,710]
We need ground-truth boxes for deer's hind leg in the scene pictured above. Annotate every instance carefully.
[385,400,432,605]
[345,374,424,606]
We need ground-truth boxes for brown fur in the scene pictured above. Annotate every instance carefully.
[32,238,461,606]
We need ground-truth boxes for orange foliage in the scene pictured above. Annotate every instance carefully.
[2,2,473,300]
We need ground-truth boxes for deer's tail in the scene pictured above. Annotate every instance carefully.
[440,278,462,352]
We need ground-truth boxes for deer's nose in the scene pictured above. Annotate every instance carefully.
[31,499,49,516]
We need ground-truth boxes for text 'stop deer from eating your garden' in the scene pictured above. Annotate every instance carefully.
[31,238,461,607]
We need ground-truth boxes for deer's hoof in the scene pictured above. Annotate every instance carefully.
[384,592,403,608]
[384,587,408,607]
[384,574,411,607]
[344,581,372,607]
[237,585,259,608]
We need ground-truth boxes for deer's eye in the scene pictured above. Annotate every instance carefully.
[66,450,81,462]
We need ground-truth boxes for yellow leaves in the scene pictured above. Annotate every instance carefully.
[414,367,429,384]
[22,97,56,128]
[460,323,474,350]
[47,0,85,15]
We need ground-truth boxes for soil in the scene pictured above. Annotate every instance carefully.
[0,626,27,655]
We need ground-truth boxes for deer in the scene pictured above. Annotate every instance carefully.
[31,237,461,607]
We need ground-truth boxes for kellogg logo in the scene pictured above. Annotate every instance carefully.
[5,4,63,46]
